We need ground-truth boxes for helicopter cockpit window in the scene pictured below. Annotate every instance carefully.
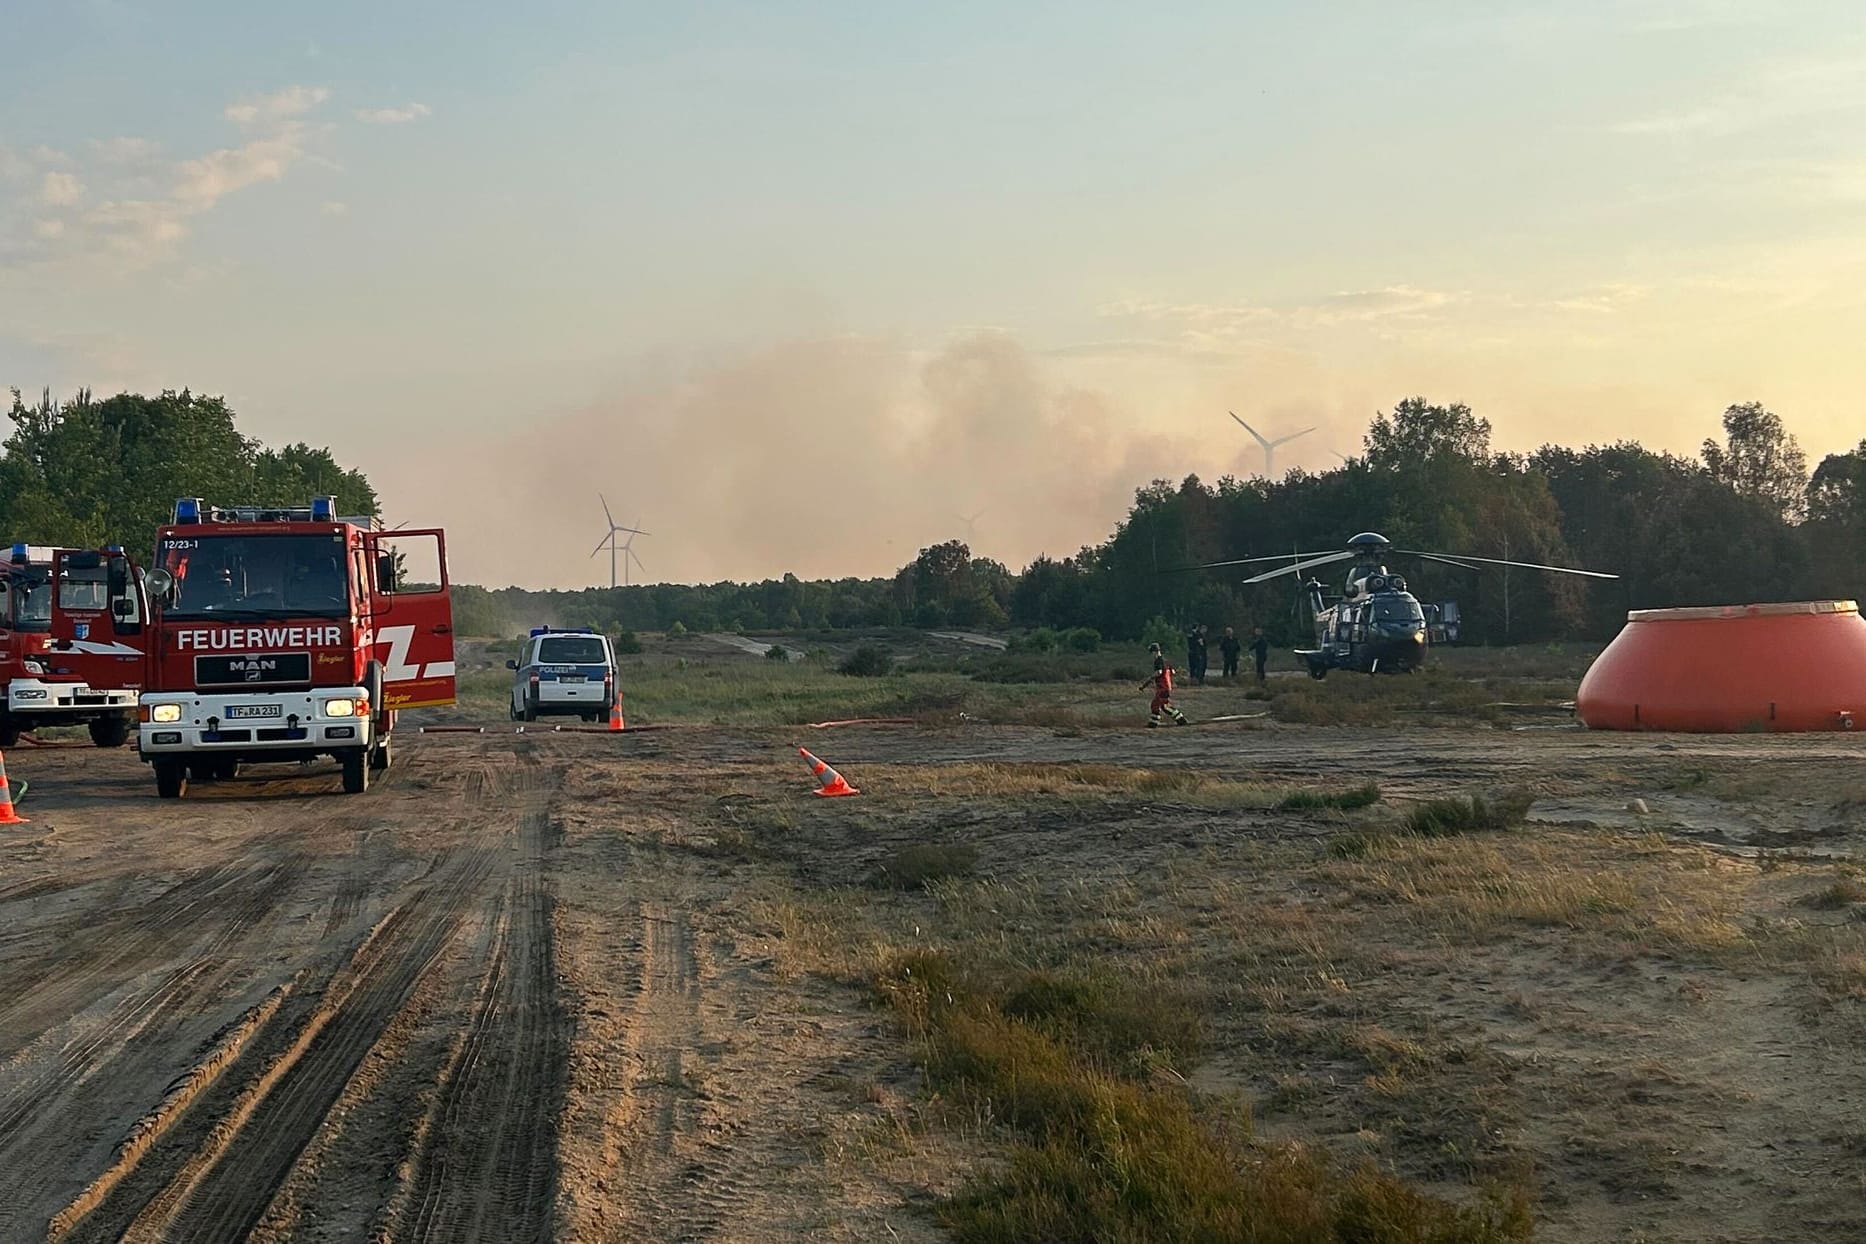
[1372,598,1425,624]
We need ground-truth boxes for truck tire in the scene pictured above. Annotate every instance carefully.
[153,758,187,799]
[370,735,392,772]
[89,715,133,748]
[341,749,370,794]
[0,713,18,749]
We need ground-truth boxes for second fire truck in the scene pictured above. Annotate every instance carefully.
[0,543,147,748]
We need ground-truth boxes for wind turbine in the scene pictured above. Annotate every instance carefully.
[956,508,986,542]
[1229,411,1315,478]
[590,494,650,589]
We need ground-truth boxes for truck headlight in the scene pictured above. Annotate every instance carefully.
[322,698,357,718]
[150,703,183,723]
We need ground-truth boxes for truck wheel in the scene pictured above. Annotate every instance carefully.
[89,715,133,748]
[0,714,18,749]
[154,758,187,799]
[370,735,392,772]
[341,749,370,794]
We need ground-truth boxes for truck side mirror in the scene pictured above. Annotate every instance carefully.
[107,558,130,596]
[112,599,135,620]
[376,553,397,591]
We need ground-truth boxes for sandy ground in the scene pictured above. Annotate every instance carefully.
[2,720,1864,1241]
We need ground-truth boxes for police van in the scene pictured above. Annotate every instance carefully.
[507,627,617,722]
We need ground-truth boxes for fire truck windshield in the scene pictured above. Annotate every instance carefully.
[158,533,351,620]
[6,567,52,631]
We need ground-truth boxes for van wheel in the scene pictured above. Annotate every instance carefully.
[154,758,188,799]
[341,750,370,794]
[521,693,537,723]
[89,715,133,748]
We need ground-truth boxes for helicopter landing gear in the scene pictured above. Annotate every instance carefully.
[1307,661,1328,681]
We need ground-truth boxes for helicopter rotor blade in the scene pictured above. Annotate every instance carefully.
[1242,551,1354,584]
[1397,549,1619,579]
[1408,551,1481,572]
[1170,550,1340,572]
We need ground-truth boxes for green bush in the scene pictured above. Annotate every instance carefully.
[1402,789,1534,837]
[668,620,688,636]
[1142,615,1181,654]
[613,630,644,655]
[765,644,789,661]
[1063,626,1101,653]
[1275,782,1382,812]
[1020,627,1061,653]
[839,644,894,677]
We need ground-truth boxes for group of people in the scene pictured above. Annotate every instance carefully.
[1182,623,1269,684]
[1140,623,1272,728]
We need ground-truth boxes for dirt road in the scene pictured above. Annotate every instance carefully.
[3,722,1863,1241]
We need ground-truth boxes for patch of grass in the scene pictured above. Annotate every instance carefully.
[874,950,1531,1244]
[1277,782,1383,813]
[870,843,979,890]
[1804,876,1866,910]
[1402,790,1534,838]
[878,762,1282,810]
[839,644,894,677]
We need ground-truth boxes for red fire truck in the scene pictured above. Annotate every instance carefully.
[1,543,147,748]
[138,497,456,797]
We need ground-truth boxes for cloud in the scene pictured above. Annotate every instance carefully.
[224,84,329,127]
[354,103,431,125]
[321,200,348,216]
[172,133,306,207]
[34,219,65,240]
[41,170,84,207]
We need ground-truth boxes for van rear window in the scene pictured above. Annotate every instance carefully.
[538,637,606,665]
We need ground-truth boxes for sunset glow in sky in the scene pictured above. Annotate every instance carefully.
[4,1,1863,585]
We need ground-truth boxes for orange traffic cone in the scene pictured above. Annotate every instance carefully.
[609,693,625,733]
[798,747,859,797]
[0,750,28,826]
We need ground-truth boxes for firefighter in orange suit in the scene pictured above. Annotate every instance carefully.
[1142,643,1189,727]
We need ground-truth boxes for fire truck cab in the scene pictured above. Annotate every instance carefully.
[138,497,455,797]
[0,543,146,748]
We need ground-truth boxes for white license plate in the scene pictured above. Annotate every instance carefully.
[558,675,587,683]
[227,704,282,720]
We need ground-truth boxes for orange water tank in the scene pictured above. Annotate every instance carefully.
[1576,600,1865,732]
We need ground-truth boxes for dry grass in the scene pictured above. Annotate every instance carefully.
[871,761,1295,810]
[874,950,1531,1244]
[1316,831,1752,952]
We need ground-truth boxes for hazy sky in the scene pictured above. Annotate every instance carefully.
[4,1,1863,586]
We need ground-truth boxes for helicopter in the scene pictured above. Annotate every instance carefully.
[1193,531,1617,678]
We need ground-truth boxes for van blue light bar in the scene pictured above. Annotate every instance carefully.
[529,626,596,637]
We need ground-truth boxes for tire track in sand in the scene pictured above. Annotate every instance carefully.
[96,847,497,1244]
[392,806,567,1243]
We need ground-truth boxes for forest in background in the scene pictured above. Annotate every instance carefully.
[5,387,1862,645]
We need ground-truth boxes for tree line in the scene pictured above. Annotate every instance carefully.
[1,388,378,546]
[5,387,1861,645]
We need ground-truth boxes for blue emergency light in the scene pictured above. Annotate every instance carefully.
[311,495,336,522]
[104,544,123,555]
[9,543,26,565]
[529,626,596,637]
[174,497,203,524]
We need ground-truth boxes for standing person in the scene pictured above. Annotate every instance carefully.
[1219,626,1242,679]
[1186,624,1208,685]
[1141,642,1188,727]
[1250,627,1270,683]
